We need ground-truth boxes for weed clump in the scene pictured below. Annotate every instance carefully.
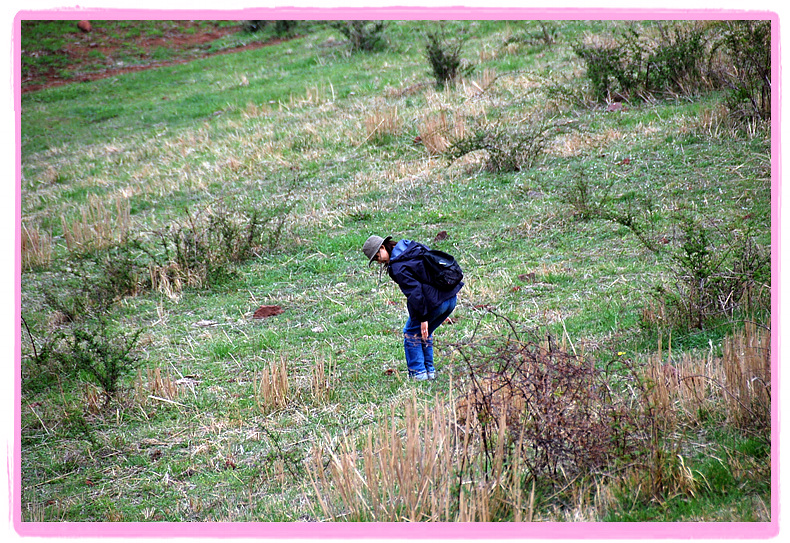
[713,20,772,122]
[446,114,563,172]
[558,167,769,331]
[573,20,772,126]
[243,20,299,37]
[646,220,770,331]
[59,319,142,399]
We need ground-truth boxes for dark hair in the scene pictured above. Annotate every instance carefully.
[378,239,398,280]
[382,239,397,255]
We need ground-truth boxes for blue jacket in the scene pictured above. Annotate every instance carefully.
[387,240,464,322]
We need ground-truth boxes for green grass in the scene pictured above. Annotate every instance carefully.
[19,20,771,525]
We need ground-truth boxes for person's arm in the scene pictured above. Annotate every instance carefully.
[391,262,429,323]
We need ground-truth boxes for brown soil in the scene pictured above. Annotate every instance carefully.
[22,21,286,93]
[253,305,285,319]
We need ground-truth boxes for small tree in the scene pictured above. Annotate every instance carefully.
[425,26,471,89]
[332,21,388,53]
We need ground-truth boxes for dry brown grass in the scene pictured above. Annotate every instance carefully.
[308,393,532,522]
[644,321,770,431]
[286,83,334,109]
[363,106,401,144]
[723,321,771,429]
[242,101,273,119]
[148,261,203,300]
[61,195,130,253]
[310,355,334,404]
[462,68,498,98]
[455,373,526,429]
[21,223,52,270]
[549,128,624,158]
[417,111,468,155]
[134,367,183,407]
[256,356,290,413]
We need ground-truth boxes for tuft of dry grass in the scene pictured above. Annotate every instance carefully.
[148,262,201,300]
[462,68,498,98]
[256,357,290,413]
[61,195,130,254]
[21,223,52,270]
[549,128,624,158]
[286,83,335,109]
[310,355,335,405]
[363,106,401,144]
[723,321,771,429]
[417,111,468,155]
[134,367,183,407]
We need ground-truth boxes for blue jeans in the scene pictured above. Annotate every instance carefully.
[403,296,457,379]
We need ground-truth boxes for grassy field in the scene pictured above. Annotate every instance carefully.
[18,19,772,527]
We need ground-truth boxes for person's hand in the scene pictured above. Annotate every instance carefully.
[421,321,429,340]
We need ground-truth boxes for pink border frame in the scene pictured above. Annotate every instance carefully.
[11,6,780,540]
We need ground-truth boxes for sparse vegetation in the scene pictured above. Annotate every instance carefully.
[18,18,772,529]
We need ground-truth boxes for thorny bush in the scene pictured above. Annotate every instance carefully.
[451,331,652,485]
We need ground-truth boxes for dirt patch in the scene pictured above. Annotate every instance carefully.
[22,21,287,93]
[253,305,285,319]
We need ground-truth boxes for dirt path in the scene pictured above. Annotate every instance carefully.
[22,21,287,93]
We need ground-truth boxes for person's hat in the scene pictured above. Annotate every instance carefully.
[362,235,392,267]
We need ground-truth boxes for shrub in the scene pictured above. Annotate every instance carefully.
[452,334,650,483]
[148,196,295,293]
[558,166,769,331]
[445,113,562,172]
[62,320,143,399]
[424,26,471,89]
[574,22,710,103]
[242,20,299,37]
[713,20,771,122]
[332,21,388,53]
[502,21,558,49]
[645,218,770,331]
[557,164,615,221]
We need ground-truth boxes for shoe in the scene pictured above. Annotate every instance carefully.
[411,372,429,381]
[427,372,436,380]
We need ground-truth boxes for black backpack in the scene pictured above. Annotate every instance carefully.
[422,249,464,290]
